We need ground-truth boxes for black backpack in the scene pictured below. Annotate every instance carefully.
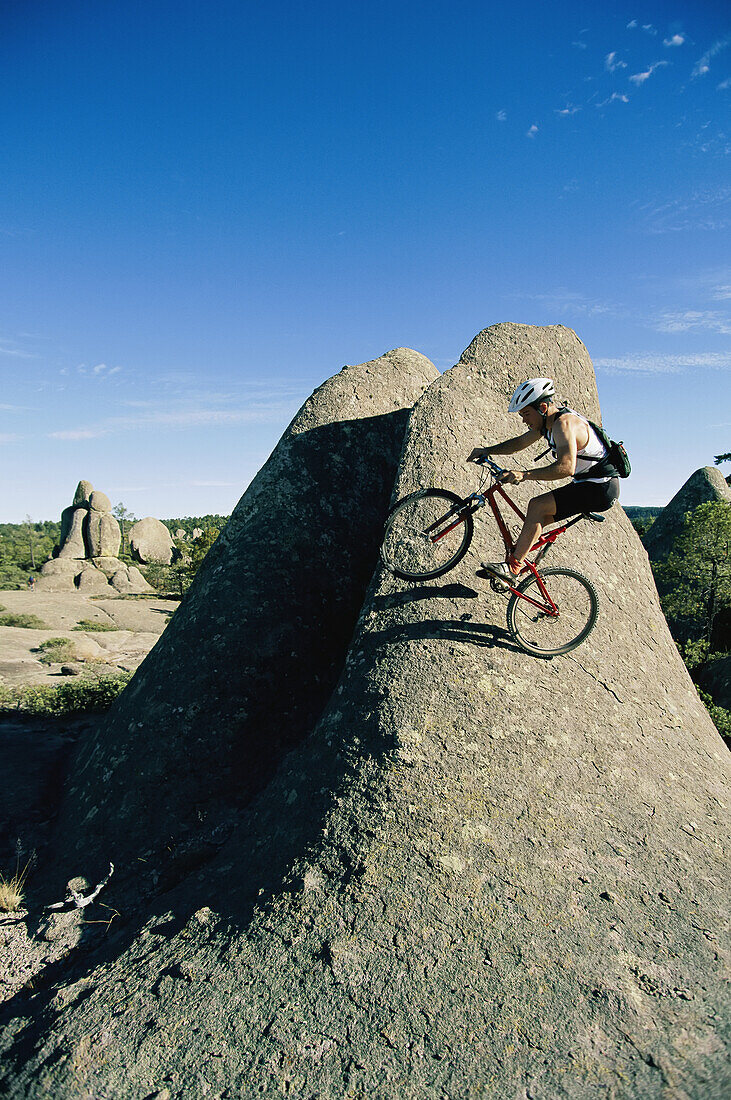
[541,407,631,479]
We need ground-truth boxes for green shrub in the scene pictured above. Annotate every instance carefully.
[0,613,48,629]
[0,672,132,717]
[697,689,731,748]
[0,565,32,590]
[36,637,77,664]
[72,619,118,632]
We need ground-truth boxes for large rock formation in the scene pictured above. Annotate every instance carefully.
[2,328,729,1099]
[36,481,149,593]
[643,466,731,562]
[129,516,175,564]
[49,348,439,879]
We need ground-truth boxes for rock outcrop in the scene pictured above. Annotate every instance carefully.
[3,328,729,1099]
[129,516,175,564]
[50,348,439,878]
[36,481,150,593]
[643,466,731,562]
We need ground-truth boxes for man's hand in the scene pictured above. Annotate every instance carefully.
[499,469,526,484]
[467,448,490,463]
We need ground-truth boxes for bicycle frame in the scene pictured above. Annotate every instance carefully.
[428,472,585,615]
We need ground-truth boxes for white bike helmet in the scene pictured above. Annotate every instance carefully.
[508,377,555,413]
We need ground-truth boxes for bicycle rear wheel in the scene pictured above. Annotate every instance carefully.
[381,489,474,581]
[506,567,599,657]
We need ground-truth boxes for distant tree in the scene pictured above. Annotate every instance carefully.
[24,515,36,570]
[629,515,655,538]
[714,453,730,465]
[188,526,220,574]
[113,503,135,557]
[654,501,731,652]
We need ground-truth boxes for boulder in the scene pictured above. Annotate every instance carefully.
[34,572,76,592]
[125,565,153,593]
[129,517,175,565]
[75,566,112,594]
[56,507,88,559]
[85,511,121,558]
[72,480,94,506]
[88,490,112,514]
[39,559,81,577]
[36,558,82,591]
[643,466,731,562]
[94,556,127,577]
[109,565,153,595]
[6,331,729,1099]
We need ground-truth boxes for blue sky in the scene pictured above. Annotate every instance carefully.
[1,0,730,522]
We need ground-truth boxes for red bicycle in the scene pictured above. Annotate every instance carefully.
[380,458,603,657]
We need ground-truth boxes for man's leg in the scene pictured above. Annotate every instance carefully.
[510,491,557,571]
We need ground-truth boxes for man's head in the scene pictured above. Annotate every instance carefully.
[508,377,555,414]
[519,398,556,430]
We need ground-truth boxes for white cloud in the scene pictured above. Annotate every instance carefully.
[653,310,731,335]
[515,289,618,317]
[605,51,627,73]
[0,339,36,359]
[627,20,638,30]
[526,124,538,138]
[597,92,629,107]
[642,24,657,36]
[0,433,22,443]
[556,105,580,116]
[664,34,685,48]
[49,428,110,440]
[693,35,731,78]
[639,188,731,233]
[718,77,731,91]
[629,61,669,85]
[496,110,507,122]
[77,362,123,378]
[712,284,731,300]
[595,352,731,373]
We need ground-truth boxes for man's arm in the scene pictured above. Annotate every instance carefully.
[500,419,577,484]
[527,417,576,480]
[468,428,541,463]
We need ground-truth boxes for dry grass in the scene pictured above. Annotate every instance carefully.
[0,857,32,912]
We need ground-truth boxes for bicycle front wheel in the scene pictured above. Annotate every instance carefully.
[506,567,599,657]
[381,489,474,581]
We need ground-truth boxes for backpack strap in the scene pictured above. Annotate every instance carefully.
[535,406,570,461]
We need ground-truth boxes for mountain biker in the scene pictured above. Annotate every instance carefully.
[467,377,619,584]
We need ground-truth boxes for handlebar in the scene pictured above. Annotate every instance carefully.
[472,456,508,478]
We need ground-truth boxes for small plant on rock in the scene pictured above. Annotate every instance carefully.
[0,844,35,913]
[0,613,48,629]
[36,637,77,664]
[72,620,117,632]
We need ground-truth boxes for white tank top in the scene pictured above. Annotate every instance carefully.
[547,408,610,484]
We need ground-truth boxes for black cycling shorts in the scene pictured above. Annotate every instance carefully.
[550,478,619,523]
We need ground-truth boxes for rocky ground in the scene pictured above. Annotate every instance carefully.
[0,590,176,686]
[0,591,176,1008]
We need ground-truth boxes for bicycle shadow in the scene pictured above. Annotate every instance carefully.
[367,614,522,653]
[373,581,480,608]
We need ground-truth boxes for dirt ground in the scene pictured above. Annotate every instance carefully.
[0,590,177,686]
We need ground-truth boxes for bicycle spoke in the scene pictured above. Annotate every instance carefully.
[381,490,473,581]
[507,568,598,656]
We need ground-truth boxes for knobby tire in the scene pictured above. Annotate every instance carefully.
[506,566,599,657]
[380,489,474,581]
